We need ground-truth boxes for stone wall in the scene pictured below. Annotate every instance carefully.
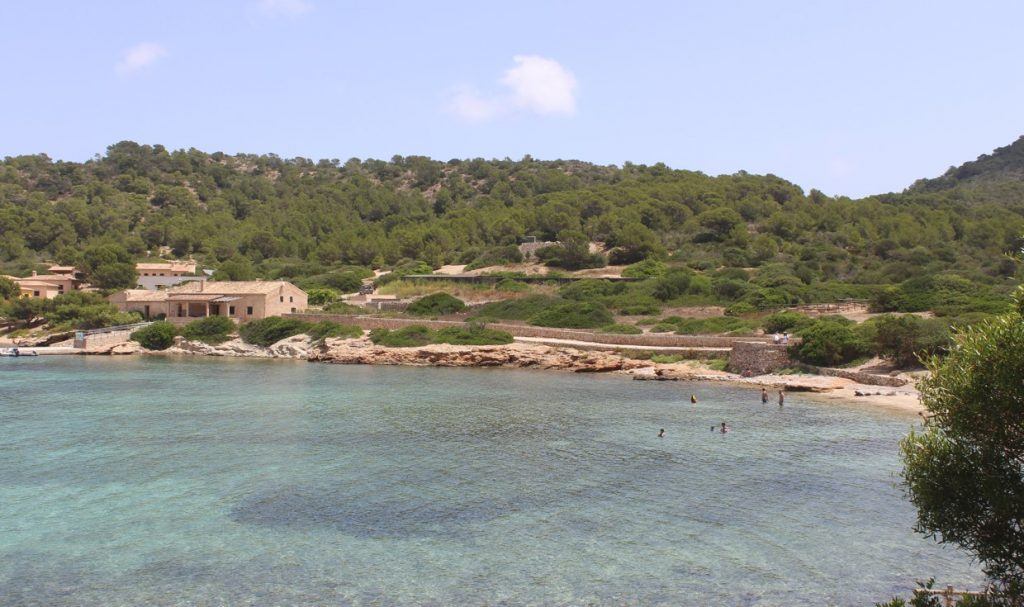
[284,313,771,348]
[726,341,792,376]
[795,364,909,387]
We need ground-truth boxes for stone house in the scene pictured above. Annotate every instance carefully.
[109,281,308,324]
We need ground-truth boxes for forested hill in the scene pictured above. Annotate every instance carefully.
[907,135,1024,198]
[1,139,1023,298]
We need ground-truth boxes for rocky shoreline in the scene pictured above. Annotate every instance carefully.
[99,333,923,413]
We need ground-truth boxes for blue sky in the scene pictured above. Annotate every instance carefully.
[1,1,1022,197]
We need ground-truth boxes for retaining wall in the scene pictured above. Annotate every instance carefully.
[726,341,792,376]
[284,313,771,348]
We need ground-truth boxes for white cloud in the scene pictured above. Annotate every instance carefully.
[115,43,167,75]
[256,0,312,17]
[447,55,578,122]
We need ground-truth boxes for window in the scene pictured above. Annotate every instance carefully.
[33,290,40,297]
[289,296,293,302]
[280,296,284,302]
[291,308,296,313]
[229,305,235,315]
[246,306,253,315]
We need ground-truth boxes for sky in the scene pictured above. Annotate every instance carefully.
[1,0,1022,197]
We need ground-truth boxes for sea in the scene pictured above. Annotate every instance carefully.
[0,356,982,606]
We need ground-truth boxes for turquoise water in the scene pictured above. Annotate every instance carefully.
[0,357,980,606]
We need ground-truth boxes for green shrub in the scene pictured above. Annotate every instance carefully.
[559,279,625,301]
[615,300,663,315]
[649,354,685,364]
[369,324,513,347]
[761,311,814,334]
[671,316,757,335]
[790,319,871,366]
[369,325,433,347]
[406,292,466,316]
[239,316,312,347]
[465,245,523,270]
[600,323,643,335]
[131,321,177,350]
[651,268,695,301]
[724,301,757,316]
[324,301,365,314]
[471,295,560,321]
[305,320,363,341]
[433,324,513,345]
[621,259,666,278]
[45,291,141,330]
[866,314,951,368]
[529,301,614,329]
[649,322,677,333]
[307,288,341,306]
[180,315,235,344]
[495,278,529,292]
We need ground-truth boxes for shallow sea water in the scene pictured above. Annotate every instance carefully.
[0,356,981,606]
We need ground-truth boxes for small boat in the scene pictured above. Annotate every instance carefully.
[0,348,39,357]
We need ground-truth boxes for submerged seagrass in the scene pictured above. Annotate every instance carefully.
[0,357,981,605]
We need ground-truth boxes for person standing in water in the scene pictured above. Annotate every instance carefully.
[657,428,665,438]
[720,422,730,433]
[761,388,768,404]
[778,390,785,407]
[690,394,697,404]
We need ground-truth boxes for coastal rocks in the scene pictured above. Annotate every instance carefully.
[160,335,311,359]
[108,341,145,355]
[311,338,651,373]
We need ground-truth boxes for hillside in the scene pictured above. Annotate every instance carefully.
[907,135,1024,198]
[1,139,1022,317]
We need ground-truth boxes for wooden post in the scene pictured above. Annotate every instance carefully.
[944,585,955,607]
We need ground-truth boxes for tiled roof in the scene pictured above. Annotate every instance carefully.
[118,290,169,302]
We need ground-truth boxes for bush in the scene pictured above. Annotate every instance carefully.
[406,292,466,316]
[671,316,757,335]
[239,317,312,347]
[761,311,814,334]
[367,324,513,347]
[369,325,433,347]
[651,268,694,301]
[307,288,341,306]
[600,323,643,335]
[321,272,364,293]
[433,324,514,345]
[45,291,141,330]
[867,314,951,368]
[465,245,523,270]
[471,295,560,321]
[559,279,625,301]
[324,301,365,314]
[621,259,666,278]
[180,315,235,344]
[790,319,871,366]
[132,321,177,350]
[305,320,362,341]
[529,301,614,329]
[724,301,756,316]
[495,278,529,292]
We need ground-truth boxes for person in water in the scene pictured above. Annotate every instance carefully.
[778,390,785,406]
[690,394,697,404]
[658,428,665,438]
[719,422,730,433]
[761,388,768,404]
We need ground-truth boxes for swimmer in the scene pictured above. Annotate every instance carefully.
[690,394,697,404]
[778,390,785,407]
[720,422,730,433]
[658,428,665,438]
[761,388,768,404]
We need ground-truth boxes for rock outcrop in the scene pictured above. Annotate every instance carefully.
[310,338,651,373]
[159,335,311,359]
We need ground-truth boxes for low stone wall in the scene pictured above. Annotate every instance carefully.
[284,313,771,348]
[75,329,137,350]
[726,341,792,376]
[796,364,909,387]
